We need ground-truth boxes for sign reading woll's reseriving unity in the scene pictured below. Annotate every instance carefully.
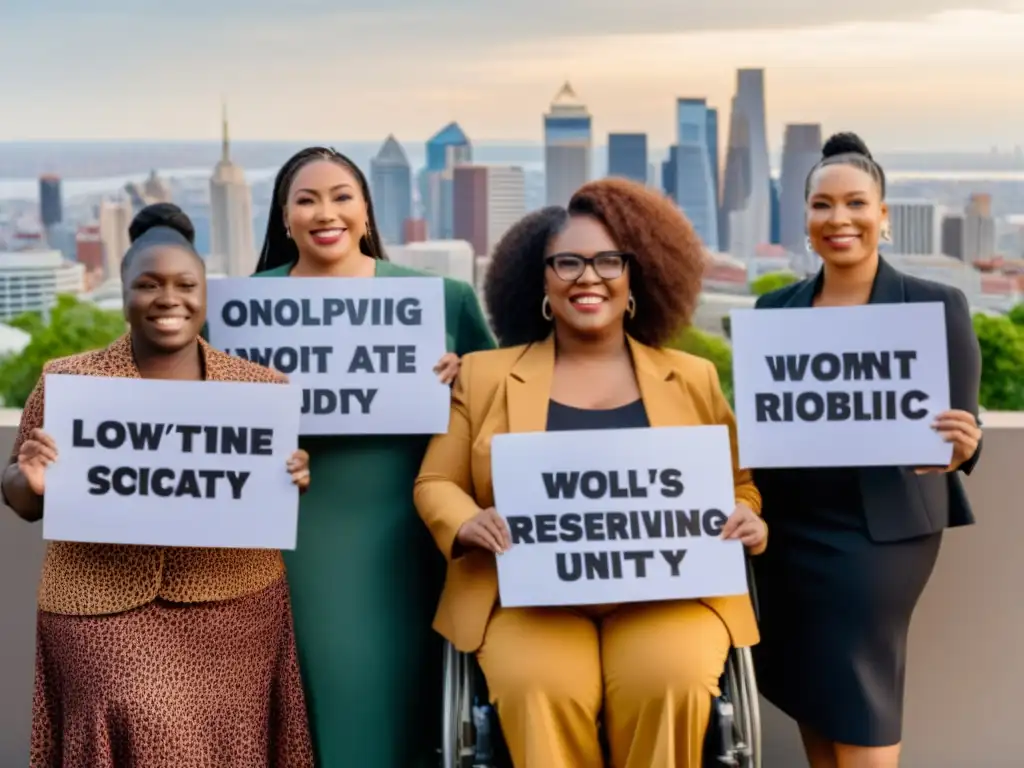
[729,302,953,468]
[490,426,749,608]
[205,277,449,435]
[42,374,302,549]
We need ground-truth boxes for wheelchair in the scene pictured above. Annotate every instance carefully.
[439,562,762,768]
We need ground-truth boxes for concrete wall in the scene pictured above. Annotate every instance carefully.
[1,409,1022,765]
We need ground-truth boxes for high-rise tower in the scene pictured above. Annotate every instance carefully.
[721,69,771,259]
[544,82,592,207]
[209,104,256,276]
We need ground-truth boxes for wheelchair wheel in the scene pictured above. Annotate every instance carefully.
[441,640,460,768]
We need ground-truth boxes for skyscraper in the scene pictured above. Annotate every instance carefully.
[887,200,939,255]
[98,196,133,278]
[779,123,823,254]
[209,106,256,276]
[607,133,648,184]
[544,82,592,206]
[371,135,413,246]
[453,165,527,257]
[721,69,771,259]
[963,193,996,261]
[421,122,471,239]
[706,109,724,249]
[673,98,719,250]
[39,175,62,227]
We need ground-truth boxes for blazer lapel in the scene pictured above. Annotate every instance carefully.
[785,271,821,308]
[628,337,684,428]
[506,336,555,433]
[866,256,906,305]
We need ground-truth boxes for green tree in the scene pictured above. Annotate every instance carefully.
[668,326,734,405]
[751,271,800,297]
[1006,302,1024,328]
[0,295,126,408]
[972,312,1024,411]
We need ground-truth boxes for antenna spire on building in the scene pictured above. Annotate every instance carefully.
[221,99,230,162]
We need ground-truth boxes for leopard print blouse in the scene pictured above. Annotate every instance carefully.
[9,335,288,616]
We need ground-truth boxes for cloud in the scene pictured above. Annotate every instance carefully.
[412,0,1023,39]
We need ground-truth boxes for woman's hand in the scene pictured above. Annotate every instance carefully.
[915,409,981,474]
[16,429,57,496]
[286,449,310,492]
[721,503,767,554]
[455,507,511,554]
[434,353,461,386]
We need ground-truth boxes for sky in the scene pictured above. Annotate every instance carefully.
[3,0,1024,151]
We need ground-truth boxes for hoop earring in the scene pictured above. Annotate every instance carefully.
[626,292,637,319]
[805,236,814,255]
[541,296,553,321]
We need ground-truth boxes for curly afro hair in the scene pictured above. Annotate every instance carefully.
[483,177,707,348]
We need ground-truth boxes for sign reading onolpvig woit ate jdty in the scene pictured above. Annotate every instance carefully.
[206,277,449,436]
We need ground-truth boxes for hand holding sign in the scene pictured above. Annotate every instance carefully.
[456,506,512,555]
[286,449,311,492]
[433,353,461,386]
[720,503,767,554]
[915,409,982,474]
[17,428,58,495]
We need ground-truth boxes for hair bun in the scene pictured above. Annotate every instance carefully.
[822,132,872,160]
[128,202,195,245]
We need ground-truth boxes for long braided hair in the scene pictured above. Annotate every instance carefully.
[254,146,386,273]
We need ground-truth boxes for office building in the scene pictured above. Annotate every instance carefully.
[453,165,527,257]
[607,133,648,184]
[209,107,256,276]
[674,98,720,250]
[778,123,822,253]
[544,82,592,206]
[721,69,771,258]
[370,135,413,245]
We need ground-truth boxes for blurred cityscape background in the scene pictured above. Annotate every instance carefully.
[4,66,1024,410]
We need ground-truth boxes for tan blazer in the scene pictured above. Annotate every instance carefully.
[414,334,764,653]
[6,334,287,616]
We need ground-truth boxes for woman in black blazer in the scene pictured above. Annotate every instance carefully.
[750,132,982,768]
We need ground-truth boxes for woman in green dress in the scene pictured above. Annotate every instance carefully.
[252,147,495,767]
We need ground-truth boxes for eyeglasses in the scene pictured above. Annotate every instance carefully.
[544,251,631,282]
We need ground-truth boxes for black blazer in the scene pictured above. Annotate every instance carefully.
[752,257,982,543]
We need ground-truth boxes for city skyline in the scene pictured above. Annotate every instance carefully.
[3,4,1024,151]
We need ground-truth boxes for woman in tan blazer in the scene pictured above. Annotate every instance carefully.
[1,205,314,768]
[414,179,767,768]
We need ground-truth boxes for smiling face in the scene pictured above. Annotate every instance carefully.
[284,159,368,267]
[123,244,206,353]
[544,214,631,339]
[806,163,888,269]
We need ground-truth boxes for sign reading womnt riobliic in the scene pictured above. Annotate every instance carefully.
[729,302,953,469]
[42,375,302,549]
[490,426,749,608]
[205,277,449,436]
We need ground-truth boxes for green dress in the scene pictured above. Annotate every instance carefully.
[253,260,495,767]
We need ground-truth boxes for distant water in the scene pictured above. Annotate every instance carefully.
[0,166,1021,203]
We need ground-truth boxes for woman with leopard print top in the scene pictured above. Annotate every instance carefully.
[1,203,316,768]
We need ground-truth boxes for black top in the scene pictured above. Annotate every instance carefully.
[546,399,650,432]
[752,256,982,543]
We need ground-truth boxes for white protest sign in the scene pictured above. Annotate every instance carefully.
[730,302,952,468]
[205,277,449,435]
[42,374,302,549]
[490,426,749,608]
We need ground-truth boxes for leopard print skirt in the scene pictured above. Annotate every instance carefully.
[30,577,315,767]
